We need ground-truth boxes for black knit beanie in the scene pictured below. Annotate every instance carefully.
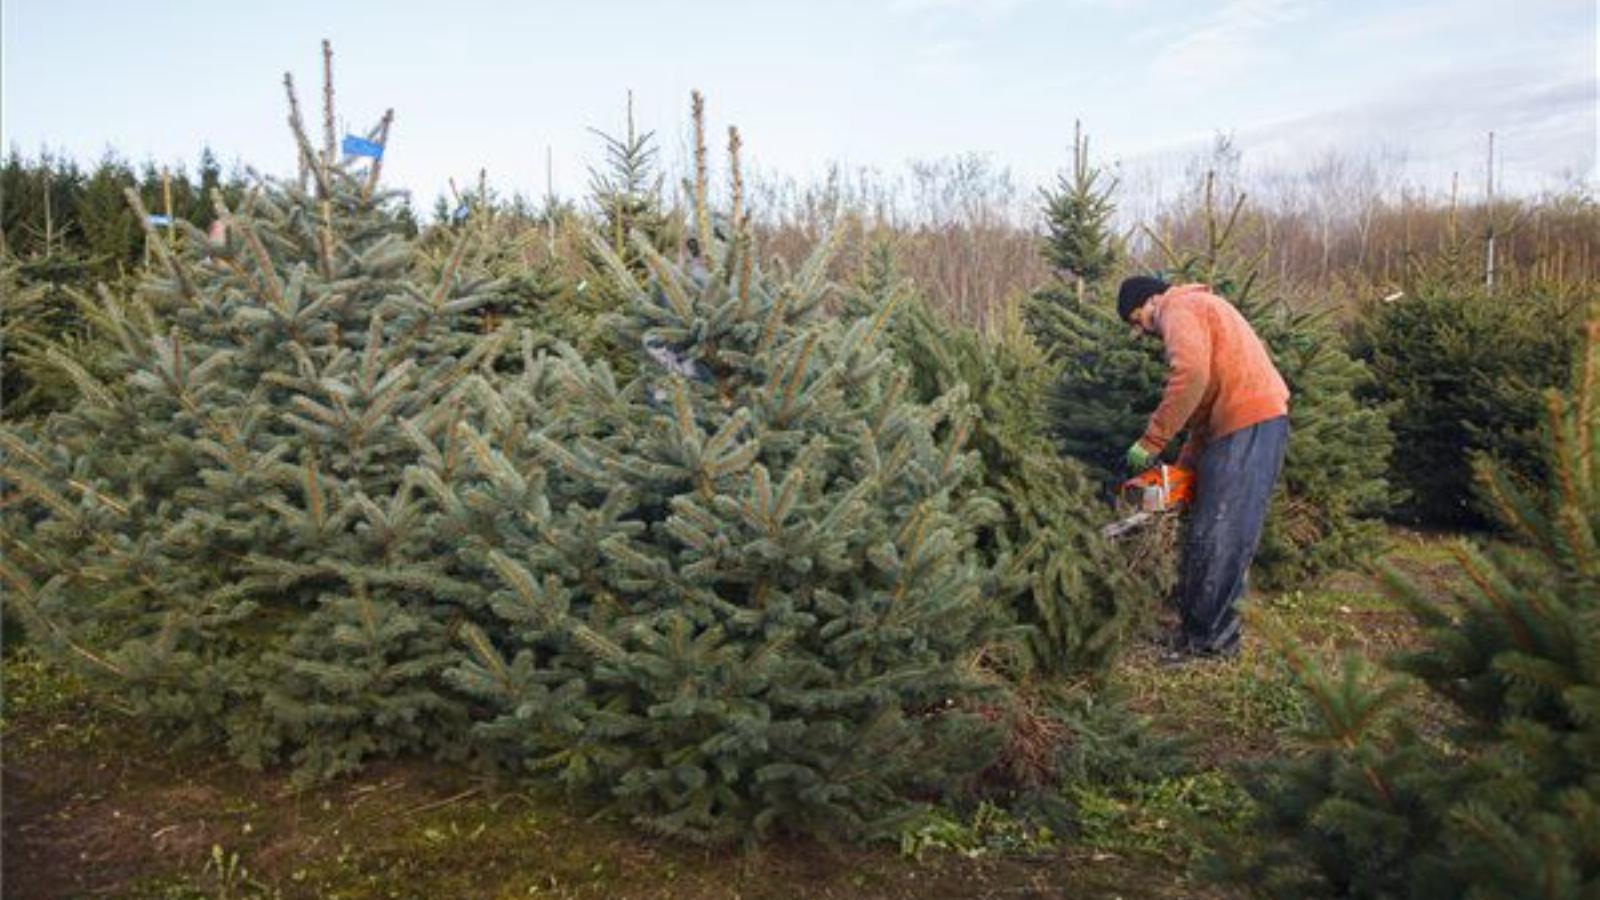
[1116,275,1169,322]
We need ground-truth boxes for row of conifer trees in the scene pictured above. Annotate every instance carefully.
[3,49,1593,885]
[1,62,1152,842]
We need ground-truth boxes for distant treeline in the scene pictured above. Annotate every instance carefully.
[740,155,1600,325]
[4,145,1596,325]
[2,150,253,283]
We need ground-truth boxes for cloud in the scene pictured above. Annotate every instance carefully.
[1333,0,1585,46]
[1117,56,1596,198]
[891,0,1143,16]
[889,0,1034,18]
[1259,62,1594,187]
[1145,0,1317,91]
[907,36,981,82]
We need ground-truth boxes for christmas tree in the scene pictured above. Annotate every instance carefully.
[1032,172,1393,587]
[1217,318,1600,898]
[422,96,1008,843]
[416,94,683,376]
[587,90,681,284]
[847,234,1143,675]
[412,170,575,354]
[1040,121,1121,303]
[1351,245,1583,528]
[0,242,102,419]
[2,44,499,782]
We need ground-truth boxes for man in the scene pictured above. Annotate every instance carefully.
[1118,275,1290,662]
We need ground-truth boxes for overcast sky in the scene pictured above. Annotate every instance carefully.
[4,0,1595,212]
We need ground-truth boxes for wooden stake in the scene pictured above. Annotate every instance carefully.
[162,168,175,252]
[1485,131,1496,294]
[691,90,710,253]
[322,39,337,176]
[359,109,394,202]
[729,125,744,236]
[42,162,54,256]
[545,145,555,254]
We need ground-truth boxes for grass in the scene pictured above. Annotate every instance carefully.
[1,648,1223,899]
[1091,529,1468,871]
[1,529,1468,900]
[1067,770,1255,865]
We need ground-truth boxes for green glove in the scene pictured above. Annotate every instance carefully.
[1125,442,1155,473]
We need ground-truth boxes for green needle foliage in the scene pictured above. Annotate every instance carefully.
[1040,121,1121,300]
[587,90,680,284]
[1032,172,1393,588]
[0,246,104,419]
[1351,248,1585,528]
[847,235,1144,676]
[419,98,1008,844]
[1,56,502,783]
[1219,318,1600,899]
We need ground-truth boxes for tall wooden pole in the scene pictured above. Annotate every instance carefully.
[42,162,54,255]
[162,167,175,251]
[1484,131,1496,294]
[546,145,555,254]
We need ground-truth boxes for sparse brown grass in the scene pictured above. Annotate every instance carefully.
[0,529,1469,899]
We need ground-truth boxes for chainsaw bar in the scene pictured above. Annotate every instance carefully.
[1100,464,1196,540]
[1102,510,1157,539]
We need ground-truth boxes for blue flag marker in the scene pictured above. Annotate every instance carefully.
[342,135,385,160]
[147,214,173,227]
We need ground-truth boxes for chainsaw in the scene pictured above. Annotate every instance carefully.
[1101,464,1195,539]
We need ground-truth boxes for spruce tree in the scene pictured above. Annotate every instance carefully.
[1,49,498,781]
[412,171,575,356]
[1218,318,1600,899]
[76,155,143,280]
[1351,249,1583,528]
[0,243,100,419]
[587,90,680,284]
[424,94,682,376]
[1026,289,1165,483]
[1040,121,1121,303]
[1032,174,1393,587]
[1025,126,1172,485]
[422,97,1006,843]
[847,234,1142,675]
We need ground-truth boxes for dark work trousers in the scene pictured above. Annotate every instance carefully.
[1179,415,1290,653]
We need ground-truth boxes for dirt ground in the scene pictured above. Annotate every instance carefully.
[3,530,1462,899]
[1,721,1223,899]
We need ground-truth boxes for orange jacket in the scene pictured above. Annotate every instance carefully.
[1137,284,1289,462]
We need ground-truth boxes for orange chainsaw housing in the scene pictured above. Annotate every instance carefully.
[1119,464,1195,512]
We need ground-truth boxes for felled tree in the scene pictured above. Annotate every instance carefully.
[1218,319,1600,899]
[1,47,500,782]
[848,235,1142,676]
[1034,174,1393,587]
[424,97,1007,843]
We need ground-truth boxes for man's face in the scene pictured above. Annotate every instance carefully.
[1127,303,1157,338]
